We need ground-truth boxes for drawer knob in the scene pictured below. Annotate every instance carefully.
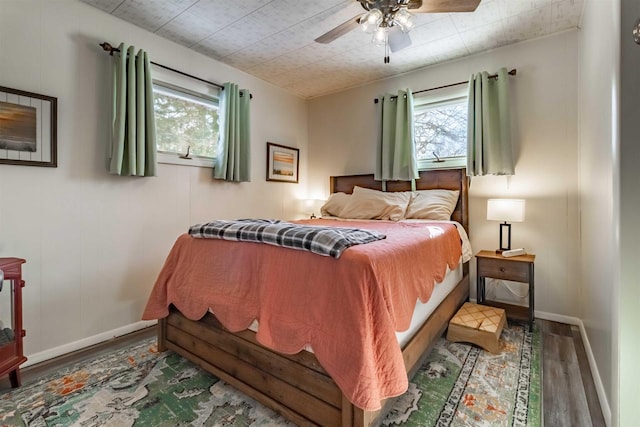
[499,267,506,272]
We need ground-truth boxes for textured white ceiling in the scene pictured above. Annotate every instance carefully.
[82,0,584,99]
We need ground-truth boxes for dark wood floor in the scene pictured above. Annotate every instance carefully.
[541,319,606,427]
[2,320,606,426]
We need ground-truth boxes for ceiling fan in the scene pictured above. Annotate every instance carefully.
[315,0,481,63]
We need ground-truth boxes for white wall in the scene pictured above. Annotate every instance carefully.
[0,0,308,362]
[618,1,640,425]
[578,0,618,423]
[309,31,581,317]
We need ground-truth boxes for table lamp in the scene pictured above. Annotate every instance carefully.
[487,199,525,252]
[298,199,325,219]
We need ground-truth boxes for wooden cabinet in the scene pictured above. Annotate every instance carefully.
[475,250,535,331]
[0,258,27,388]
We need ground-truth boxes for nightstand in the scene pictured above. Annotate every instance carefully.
[475,250,535,331]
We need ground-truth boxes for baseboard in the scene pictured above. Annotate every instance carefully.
[534,310,612,427]
[23,320,157,368]
[533,310,581,326]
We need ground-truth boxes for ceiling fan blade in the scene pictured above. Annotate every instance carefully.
[410,0,481,13]
[388,28,412,52]
[315,15,361,44]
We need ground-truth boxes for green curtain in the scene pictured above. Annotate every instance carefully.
[467,67,514,176]
[214,82,251,182]
[109,43,157,177]
[375,89,418,181]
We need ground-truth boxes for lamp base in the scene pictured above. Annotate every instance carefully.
[498,222,512,252]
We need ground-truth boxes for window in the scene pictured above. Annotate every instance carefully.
[414,92,468,170]
[153,81,219,168]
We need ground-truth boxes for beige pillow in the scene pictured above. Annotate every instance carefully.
[339,186,411,221]
[405,189,460,220]
[320,192,351,217]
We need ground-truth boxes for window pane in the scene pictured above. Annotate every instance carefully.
[414,100,467,160]
[153,89,219,158]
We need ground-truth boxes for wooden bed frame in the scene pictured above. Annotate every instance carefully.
[158,168,470,426]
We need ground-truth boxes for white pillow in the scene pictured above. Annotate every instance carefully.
[338,186,411,221]
[405,189,460,220]
[320,192,351,217]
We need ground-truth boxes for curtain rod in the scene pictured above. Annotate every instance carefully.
[100,42,225,90]
[373,68,517,104]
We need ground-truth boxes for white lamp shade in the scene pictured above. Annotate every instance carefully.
[393,7,415,32]
[487,199,525,222]
[371,27,388,46]
[360,9,382,33]
[297,199,325,215]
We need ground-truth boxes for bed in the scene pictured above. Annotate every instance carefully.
[143,168,470,426]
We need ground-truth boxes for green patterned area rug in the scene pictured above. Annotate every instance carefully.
[0,323,540,426]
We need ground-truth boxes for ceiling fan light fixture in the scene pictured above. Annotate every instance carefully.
[393,7,415,33]
[372,26,388,47]
[315,0,482,63]
[360,8,383,33]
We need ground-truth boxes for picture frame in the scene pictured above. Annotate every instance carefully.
[0,85,57,168]
[266,142,299,183]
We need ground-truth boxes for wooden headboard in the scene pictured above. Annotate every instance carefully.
[329,168,469,235]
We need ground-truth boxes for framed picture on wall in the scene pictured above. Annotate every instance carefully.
[266,142,299,183]
[0,85,57,167]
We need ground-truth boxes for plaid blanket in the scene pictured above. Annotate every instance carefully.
[189,219,386,258]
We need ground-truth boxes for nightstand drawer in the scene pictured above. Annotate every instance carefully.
[476,250,535,331]
[477,258,530,282]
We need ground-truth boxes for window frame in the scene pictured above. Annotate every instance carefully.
[413,85,468,171]
[152,79,220,169]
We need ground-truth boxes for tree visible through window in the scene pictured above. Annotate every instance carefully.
[153,83,219,159]
[414,97,467,166]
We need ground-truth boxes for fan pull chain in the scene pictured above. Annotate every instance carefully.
[384,35,390,63]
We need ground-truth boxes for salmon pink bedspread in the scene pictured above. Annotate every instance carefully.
[142,219,462,411]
